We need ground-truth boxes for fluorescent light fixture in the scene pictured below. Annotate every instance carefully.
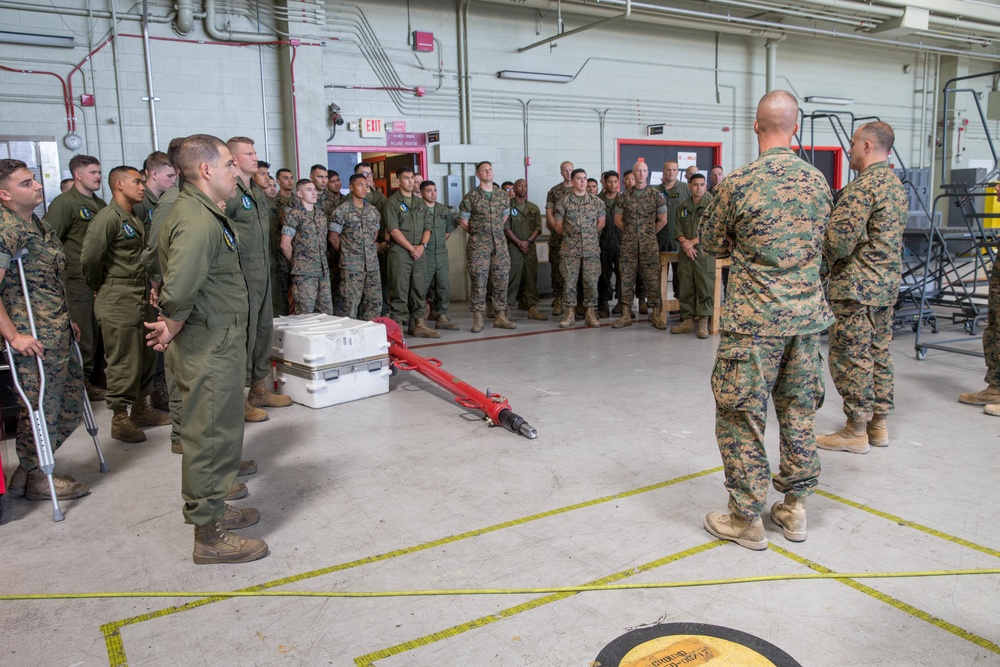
[803,95,854,105]
[497,70,573,83]
[0,31,76,48]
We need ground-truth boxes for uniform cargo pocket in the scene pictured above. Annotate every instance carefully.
[711,335,761,411]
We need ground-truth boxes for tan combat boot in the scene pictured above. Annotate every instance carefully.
[192,523,268,565]
[704,511,767,550]
[697,317,710,339]
[959,384,1000,405]
[985,403,1000,416]
[23,469,90,501]
[244,395,269,423]
[150,378,170,412]
[238,459,258,476]
[551,296,564,316]
[248,377,293,408]
[670,319,694,335]
[225,482,249,501]
[816,419,869,454]
[559,309,575,328]
[434,314,459,330]
[584,308,600,328]
[131,397,171,428]
[638,297,648,315]
[112,408,147,443]
[651,305,667,331]
[486,303,497,318]
[770,494,807,542]
[527,306,548,321]
[220,503,261,530]
[493,310,517,329]
[410,318,441,338]
[867,415,889,447]
[471,312,484,333]
[611,309,632,329]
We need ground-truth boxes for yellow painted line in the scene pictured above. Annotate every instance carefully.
[772,544,1000,655]
[815,488,1000,559]
[352,540,727,667]
[98,466,722,666]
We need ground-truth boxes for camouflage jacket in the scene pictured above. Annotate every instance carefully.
[545,182,572,234]
[281,207,329,277]
[674,192,714,243]
[384,191,431,247]
[0,206,72,349]
[825,161,908,306]
[330,199,381,271]
[508,199,541,242]
[617,186,667,239]
[318,190,343,220]
[81,200,146,291]
[554,192,605,258]
[701,146,834,336]
[458,186,509,251]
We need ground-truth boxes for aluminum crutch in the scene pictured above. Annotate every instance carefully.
[72,337,109,473]
[5,248,63,521]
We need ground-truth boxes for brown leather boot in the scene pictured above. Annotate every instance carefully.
[238,459,258,476]
[150,378,170,412]
[584,308,600,328]
[220,503,261,530]
[493,310,517,329]
[410,318,441,338]
[225,482,249,501]
[598,303,610,319]
[816,419,869,454]
[611,309,632,329]
[131,397,171,428]
[112,408,147,443]
[244,396,269,423]
[434,314,459,330]
[192,523,268,564]
[551,296,564,316]
[527,306,548,321]
[248,377,292,408]
[638,297,648,315]
[85,379,106,402]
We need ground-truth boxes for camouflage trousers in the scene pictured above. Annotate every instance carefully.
[712,331,824,518]
[561,252,600,308]
[341,265,383,321]
[677,248,715,319]
[828,299,894,422]
[291,273,332,315]
[425,249,451,319]
[548,233,564,299]
[984,260,1000,386]
[619,234,660,307]
[13,345,84,472]
[507,243,540,308]
[467,241,509,313]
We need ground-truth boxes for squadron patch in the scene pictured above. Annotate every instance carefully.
[242,195,253,210]
[122,222,137,238]
[80,207,93,220]
[399,202,409,212]
[222,227,237,251]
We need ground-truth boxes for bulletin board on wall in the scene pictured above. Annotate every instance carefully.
[616,140,722,185]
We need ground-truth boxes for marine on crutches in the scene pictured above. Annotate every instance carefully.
[3,248,109,522]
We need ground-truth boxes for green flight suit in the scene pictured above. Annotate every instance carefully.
[81,201,156,412]
[43,186,106,376]
[384,191,431,325]
[673,193,715,320]
[158,183,249,528]
[506,199,542,308]
[424,202,454,319]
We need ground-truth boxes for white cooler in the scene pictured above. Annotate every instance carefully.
[270,314,391,409]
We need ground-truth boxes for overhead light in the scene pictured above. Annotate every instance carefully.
[803,95,854,106]
[0,31,76,48]
[497,70,573,83]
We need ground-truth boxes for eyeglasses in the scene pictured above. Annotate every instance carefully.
[359,171,372,177]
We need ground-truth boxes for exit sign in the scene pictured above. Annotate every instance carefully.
[360,117,386,138]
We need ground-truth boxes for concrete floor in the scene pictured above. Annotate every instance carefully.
[1,305,998,666]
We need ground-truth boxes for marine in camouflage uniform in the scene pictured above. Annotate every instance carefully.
[458,183,511,319]
[702,112,834,547]
[614,182,666,327]
[820,126,909,449]
[545,179,573,310]
[506,189,543,312]
[43,183,106,381]
[283,205,332,315]
[329,196,383,320]
[968,261,1000,412]
[553,190,605,312]
[0,189,86,499]
[673,190,716,324]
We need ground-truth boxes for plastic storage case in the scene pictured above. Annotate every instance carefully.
[270,314,391,409]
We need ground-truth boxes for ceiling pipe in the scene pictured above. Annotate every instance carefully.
[174,0,195,36]
[203,0,275,43]
[518,0,631,53]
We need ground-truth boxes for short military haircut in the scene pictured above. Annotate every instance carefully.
[275,168,292,178]
[107,165,139,189]
[755,89,799,135]
[0,159,29,189]
[69,154,100,174]
[226,136,254,149]
[475,161,492,171]
[396,166,413,178]
[296,178,313,189]
[142,151,170,174]
[419,180,435,190]
[258,160,270,169]
[623,169,633,178]
[859,121,895,153]
[60,178,73,189]
[587,178,598,185]
[688,173,706,183]
[571,168,587,179]
[501,181,514,189]
[327,169,339,177]
[166,136,186,169]
[349,173,367,185]
[175,134,227,182]
[355,162,372,173]
[602,170,619,180]
[711,164,724,172]
[310,164,326,175]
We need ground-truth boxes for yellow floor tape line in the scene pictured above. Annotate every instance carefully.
[95,466,722,667]
[352,540,726,666]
